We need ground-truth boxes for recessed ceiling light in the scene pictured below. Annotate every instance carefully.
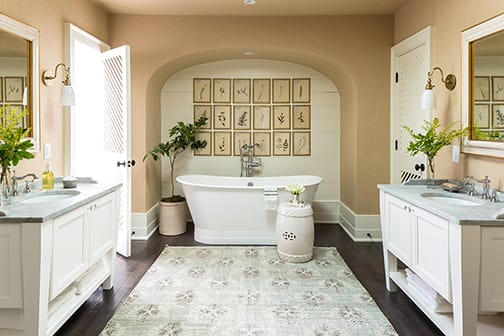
[243,0,256,5]
[244,51,255,56]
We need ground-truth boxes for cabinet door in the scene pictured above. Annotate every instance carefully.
[0,225,22,308]
[89,192,116,265]
[51,206,88,300]
[412,206,450,300]
[386,195,412,265]
[480,226,504,311]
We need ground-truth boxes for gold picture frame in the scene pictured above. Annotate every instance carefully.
[272,78,290,103]
[492,104,504,129]
[194,132,212,156]
[292,105,311,129]
[193,105,212,129]
[273,131,290,156]
[473,104,490,129]
[4,76,23,103]
[292,78,311,103]
[233,105,251,130]
[253,78,270,103]
[273,105,291,129]
[293,131,311,156]
[214,131,232,156]
[233,132,251,156]
[193,78,211,103]
[474,76,490,101]
[253,105,271,130]
[213,78,231,103]
[253,132,271,156]
[213,105,231,129]
[492,76,504,101]
[233,78,251,104]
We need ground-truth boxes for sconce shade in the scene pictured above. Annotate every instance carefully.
[61,85,75,106]
[421,89,436,110]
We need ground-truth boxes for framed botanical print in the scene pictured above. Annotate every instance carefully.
[473,104,490,129]
[233,105,251,130]
[474,76,490,101]
[293,132,311,156]
[193,105,212,129]
[492,104,504,128]
[0,77,3,101]
[253,132,271,156]
[292,105,311,129]
[492,76,504,101]
[253,105,271,130]
[253,78,270,103]
[272,78,290,103]
[292,78,311,103]
[273,105,290,129]
[214,131,232,156]
[213,78,231,103]
[193,78,211,103]
[213,105,231,129]
[4,77,23,103]
[233,132,251,156]
[194,132,212,156]
[233,78,251,104]
[273,132,290,156]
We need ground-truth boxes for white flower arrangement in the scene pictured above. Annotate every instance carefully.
[286,183,306,195]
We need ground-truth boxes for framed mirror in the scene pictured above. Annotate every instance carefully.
[0,13,40,151]
[462,13,504,157]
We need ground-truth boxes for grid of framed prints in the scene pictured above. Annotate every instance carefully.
[472,76,504,140]
[0,76,27,128]
[193,77,311,156]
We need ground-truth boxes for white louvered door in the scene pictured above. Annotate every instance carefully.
[390,27,431,184]
[102,45,132,257]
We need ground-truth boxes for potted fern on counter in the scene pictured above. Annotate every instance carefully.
[143,117,208,235]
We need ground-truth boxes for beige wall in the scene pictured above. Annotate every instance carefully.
[0,0,108,176]
[110,15,394,214]
[395,1,504,187]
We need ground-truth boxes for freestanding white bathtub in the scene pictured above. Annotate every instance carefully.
[176,175,322,244]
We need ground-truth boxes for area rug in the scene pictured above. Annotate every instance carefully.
[100,246,397,336]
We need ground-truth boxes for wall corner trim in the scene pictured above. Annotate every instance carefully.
[338,202,382,242]
[131,203,159,240]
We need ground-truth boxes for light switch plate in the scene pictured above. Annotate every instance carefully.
[44,143,51,159]
[452,145,460,163]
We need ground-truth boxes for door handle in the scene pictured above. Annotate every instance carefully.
[414,163,425,172]
[117,160,136,168]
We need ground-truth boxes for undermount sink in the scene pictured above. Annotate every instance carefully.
[20,190,81,204]
[420,192,484,206]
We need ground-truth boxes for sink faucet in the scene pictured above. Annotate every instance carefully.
[12,170,38,195]
[464,175,491,199]
[240,144,261,177]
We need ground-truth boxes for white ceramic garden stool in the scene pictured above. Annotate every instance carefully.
[276,202,314,262]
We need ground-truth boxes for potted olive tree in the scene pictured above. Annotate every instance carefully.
[143,117,207,235]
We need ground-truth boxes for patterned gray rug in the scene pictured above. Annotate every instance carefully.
[100,246,397,336]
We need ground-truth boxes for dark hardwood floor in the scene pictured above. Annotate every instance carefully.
[55,223,442,336]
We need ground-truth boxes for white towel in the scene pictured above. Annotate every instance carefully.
[264,187,278,210]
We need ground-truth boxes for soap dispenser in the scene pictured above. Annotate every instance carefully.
[42,163,54,190]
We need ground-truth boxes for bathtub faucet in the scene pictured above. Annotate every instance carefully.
[240,143,261,177]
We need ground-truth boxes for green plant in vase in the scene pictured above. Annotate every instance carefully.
[0,105,35,193]
[403,118,467,187]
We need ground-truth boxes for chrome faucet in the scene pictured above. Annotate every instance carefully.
[12,170,38,195]
[464,175,491,199]
[240,144,261,177]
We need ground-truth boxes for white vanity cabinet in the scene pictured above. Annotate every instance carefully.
[0,187,119,336]
[379,187,504,336]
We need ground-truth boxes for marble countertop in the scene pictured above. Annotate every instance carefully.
[0,178,122,223]
[378,184,504,225]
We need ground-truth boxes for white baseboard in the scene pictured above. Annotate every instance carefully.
[312,200,339,223]
[131,203,159,240]
[338,202,382,242]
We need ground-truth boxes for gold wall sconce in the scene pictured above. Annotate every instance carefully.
[42,63,75,106]
[421,66,456,110]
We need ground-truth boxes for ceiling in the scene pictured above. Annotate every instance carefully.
[91,0,409,16]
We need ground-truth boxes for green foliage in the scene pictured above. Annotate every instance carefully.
[143,117,208,201]
[0,105,34,171]
[403,118,468,163]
